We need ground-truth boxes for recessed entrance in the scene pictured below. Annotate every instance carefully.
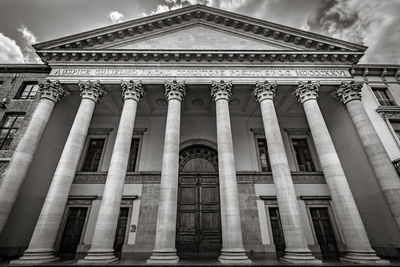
[176,145,222,256]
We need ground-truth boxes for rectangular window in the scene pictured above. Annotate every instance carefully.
[16,81,39,99]
[0,113,25,150]
[292,138,316,172]
[81,138,105,171]
[257,138,271,172]
[391,121,400,140]
[127,138,140,172]
[372,87,396,106]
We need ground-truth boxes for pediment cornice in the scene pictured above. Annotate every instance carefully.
[37,49,363,64]
[34,4,367,54]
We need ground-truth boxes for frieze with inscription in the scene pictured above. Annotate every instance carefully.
[51,67,351,79]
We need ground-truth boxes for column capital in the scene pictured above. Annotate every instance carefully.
[121,80,144,102]
[336,80,363,105]
[38,80,65,103]
[253,81,277,102]
[295,81,320,103]
[78,80,104,103]
[165,80,186,101]
[211,80,232,101]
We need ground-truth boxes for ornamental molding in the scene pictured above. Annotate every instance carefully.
[179,146,218,172]
[300,196,331,205]
[283,128,311,135]
[165,80,186,101]
[295,80,320,103]
[351,65,400,84]
[67,195,97,206]
[73,172,326,184]
[250,128,265,135]
[121,80,144,101]
[88,128,113,135]
[78,80,104,102]
[376,106,400,119]
[38,79,66,103]
[253,81,277,102]
[34,5,365,64]
[336,80,363,105]
[37,50,363,64]
[211,80,233,101]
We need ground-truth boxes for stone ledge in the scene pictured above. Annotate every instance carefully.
[73,171,325,184]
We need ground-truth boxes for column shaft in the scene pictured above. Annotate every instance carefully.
[346,98,400,230]
[212,81,250,264]
[147,81,185,264]
[303,100,373,251]
[13,81,102,265]
[253,81,318,263]
[260,99,317,262]
[0,100,55,231]
[0,80,64,235]
[81,81,143,264]
[296,81,385,263]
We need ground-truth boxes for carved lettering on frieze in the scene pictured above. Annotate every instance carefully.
[50,68,351,79]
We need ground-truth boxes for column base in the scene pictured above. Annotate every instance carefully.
[218,248,251,264]
[341,250,390,265]
[78,249,118,264]
[281,249,321,264]
[10,249,59,265]
[147,249,179,264]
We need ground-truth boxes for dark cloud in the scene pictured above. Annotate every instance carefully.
[307,0,364,43]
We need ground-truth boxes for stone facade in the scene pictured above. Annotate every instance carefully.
[0,4,400,265]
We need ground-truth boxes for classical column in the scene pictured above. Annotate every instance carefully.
[80,81,143,264]
[12,80,104,264]
[295,81,386,264]
[0,80,65,235]
[211,81,250,264]
[147,80,185,264]
[337,81,400,231]
[253,81,319,263]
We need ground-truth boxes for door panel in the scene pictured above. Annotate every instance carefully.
[310,208,339,259]
[176,174,222,254]
[268,207,285,258]
[59,207,88,255]
[114,207,129,253]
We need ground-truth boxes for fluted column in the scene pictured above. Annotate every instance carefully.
[211,81,250,264]
[147,80,185,264]
[0,80,65,235]
[12,81,104,265]
[337,81,400,231]
[253,81,319,263]
[80,81,143,264]
[295,81,386,264]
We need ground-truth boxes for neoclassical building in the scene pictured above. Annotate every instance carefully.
[0,4,400,265]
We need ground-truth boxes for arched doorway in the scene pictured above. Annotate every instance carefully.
[176,144,222,255]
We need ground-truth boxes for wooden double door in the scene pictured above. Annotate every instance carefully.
[176,173,222,254]
[268,207,339,260]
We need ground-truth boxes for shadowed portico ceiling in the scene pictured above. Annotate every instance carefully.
[33,4,367,64]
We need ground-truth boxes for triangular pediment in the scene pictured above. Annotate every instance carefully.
[34,4,367,63]
[110,24,284,50]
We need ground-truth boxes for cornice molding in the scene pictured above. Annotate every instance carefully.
[376,106,400,119]
[37,50,363,64]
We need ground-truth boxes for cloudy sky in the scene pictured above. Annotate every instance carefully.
[0,0,399,64]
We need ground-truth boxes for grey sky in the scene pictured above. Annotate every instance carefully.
[0,0,399,64]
